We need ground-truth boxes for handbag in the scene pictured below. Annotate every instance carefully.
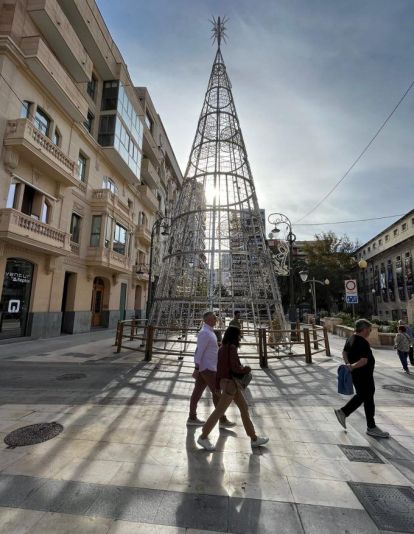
[226,345,252,389]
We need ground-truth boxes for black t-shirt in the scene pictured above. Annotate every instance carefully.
[344,334,375,376]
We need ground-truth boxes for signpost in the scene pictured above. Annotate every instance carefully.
[345,279,358,316]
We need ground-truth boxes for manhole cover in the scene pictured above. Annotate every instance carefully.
[4,422,63,449]
[56,373,86,381]
[349,483,414,532]
[382,384,414,394]
[339,445,384,463]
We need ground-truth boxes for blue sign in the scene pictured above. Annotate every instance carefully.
[346,295,359,304]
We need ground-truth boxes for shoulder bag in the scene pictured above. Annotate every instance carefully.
[227,345,252,389]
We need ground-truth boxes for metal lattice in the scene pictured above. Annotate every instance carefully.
[149,19,285,334]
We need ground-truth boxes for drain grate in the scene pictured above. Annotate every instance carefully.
[382,384,414,394]
[338,445,384,463]
[56,373,86,381]
[349,483,414,532]
[4,422,63,449]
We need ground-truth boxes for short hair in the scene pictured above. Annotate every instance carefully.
[203,310,215,321]
[398,325,406,332]
[234,311,240,317]
[355,319,372,332]
[222,326,241,347]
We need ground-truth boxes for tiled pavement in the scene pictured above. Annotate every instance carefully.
[0,331,413,533]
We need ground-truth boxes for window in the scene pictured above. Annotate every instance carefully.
[385,235,389,242]
[70,213,81,243]
[394,228,398,236]
[139,211,147,226]
[52,128,61,146]
[41,200,51,224]
[98,115,116,146]
[412,217,414,225]
[105,216,113,248]
[77,152,88,182]
[102,176,117,194]
[113,222,127,255]
[367,247,371,252]
[378,239,382,246]
[6,183,17,209]
[87,73,97,101]
[402,223,407,231]
[90,215,102,247]
[83,111,94,133]
[33,107,50,136]
[101,81,119,111]
[145,111,154,132]
[373,242,376,249]
[20,100,32,119]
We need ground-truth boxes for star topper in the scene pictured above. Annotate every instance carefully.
[210,16,229,48]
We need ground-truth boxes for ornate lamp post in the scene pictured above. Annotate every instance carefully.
[268,212,296,322]
[146,216,170,320]
[371,288,377,316]
[299,270,330,319]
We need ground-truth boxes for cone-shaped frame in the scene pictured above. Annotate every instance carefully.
[149,45,285,332]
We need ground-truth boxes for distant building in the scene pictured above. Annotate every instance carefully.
[356,209,414,321]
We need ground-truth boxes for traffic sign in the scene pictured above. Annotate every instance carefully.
[345,279,358,297]
[346,295,359,304]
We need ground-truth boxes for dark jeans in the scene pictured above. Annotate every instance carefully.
[397,350,409,371]
[341,373,376,429]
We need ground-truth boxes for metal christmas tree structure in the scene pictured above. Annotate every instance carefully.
[149,17,285,333]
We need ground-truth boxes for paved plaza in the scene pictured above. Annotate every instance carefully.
[0,331,412,533]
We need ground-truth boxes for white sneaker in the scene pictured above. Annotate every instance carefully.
[366,426,390,438]
[219,419,236,429]
[334,409,347,429]
[251,436,269,447]
[197,436,215,451]
[187,417,205,427]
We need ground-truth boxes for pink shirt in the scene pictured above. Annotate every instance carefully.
[194,324,218,372]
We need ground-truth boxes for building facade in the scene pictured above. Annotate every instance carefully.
[0,0,182,339]
[356,209,414,321]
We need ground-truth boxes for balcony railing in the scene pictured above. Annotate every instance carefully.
[4,119,79,187]
[0,209,71,255]
[136,224,151,245]
[86,246,132,273]
[138,184,159,213]
[91,189,132,219]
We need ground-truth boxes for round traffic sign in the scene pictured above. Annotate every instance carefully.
[345,280,356,291]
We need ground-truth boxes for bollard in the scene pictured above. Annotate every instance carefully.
[262,327,268,368]
[116,321,124,353]
[303,327,312,364]
[258,328,265,367]
[312,322,319,350]
[145,325,155,361]
[130,319,136,341]
[296,321,301,342]
[323,326,331,357]
[114,320,120,346]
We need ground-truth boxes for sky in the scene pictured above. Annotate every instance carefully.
[97,0,414,245]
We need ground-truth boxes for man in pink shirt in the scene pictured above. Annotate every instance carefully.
[187,311,235,427]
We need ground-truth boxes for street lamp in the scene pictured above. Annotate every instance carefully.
[358,259,368,316]
[299,270,330,319]
[371,288,377,316]
[146,216,170,320]
[268,212,296,322]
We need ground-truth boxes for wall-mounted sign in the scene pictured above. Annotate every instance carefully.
[5,272,31,284]
[8,299,20,313]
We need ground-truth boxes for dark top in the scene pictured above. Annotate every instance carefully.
[216,343,249,389]
[344,334,375,377]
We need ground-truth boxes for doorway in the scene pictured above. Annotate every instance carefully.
[0,258,34,339]
[61,271,77,333]
[91,277,105,327]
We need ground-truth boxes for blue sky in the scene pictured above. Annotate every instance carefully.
[97,0,414,245]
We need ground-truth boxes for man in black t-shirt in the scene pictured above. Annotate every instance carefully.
[334,319,390,438]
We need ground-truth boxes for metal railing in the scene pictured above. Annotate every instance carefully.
[114,319,331,366]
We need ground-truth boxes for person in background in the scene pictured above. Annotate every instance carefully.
[197,325,269,451]
[229,311,243,337]
[334,319,390,439]
[394,325,411,374]
[398,319,414,340]
[187,311,235,428]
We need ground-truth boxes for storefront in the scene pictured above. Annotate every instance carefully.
[0,258,34,339]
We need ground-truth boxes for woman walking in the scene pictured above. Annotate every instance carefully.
[197,325,269,451]
[394,325,411,374]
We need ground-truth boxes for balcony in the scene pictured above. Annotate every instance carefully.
[141,158,160,190]
[0,209,71,255]
[3,119,79,188]
[86,246,132,274]
[90,189,132,221]
[20,36,88,122]
[138,184,159,213]
[58,0,117,79]
[27,0,92,82]
[136,224,151,246]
